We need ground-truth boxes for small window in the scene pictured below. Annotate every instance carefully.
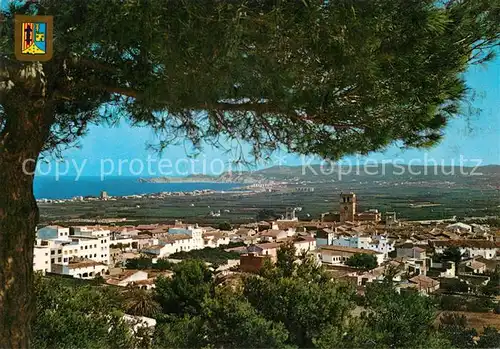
[51,258,54,263]
[51,250,55,255]
[57,257,61,262]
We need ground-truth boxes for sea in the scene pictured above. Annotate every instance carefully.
[34,176,241,200]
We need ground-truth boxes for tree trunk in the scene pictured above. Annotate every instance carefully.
[0,148,40,348]
[0,98,51,347]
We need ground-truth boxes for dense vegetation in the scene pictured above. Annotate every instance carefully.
[125,257,174,271]
[169,247,241,267]
[345,253,378,270]
[33,244,500,348]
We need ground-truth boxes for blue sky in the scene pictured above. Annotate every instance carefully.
[38,55,499,177]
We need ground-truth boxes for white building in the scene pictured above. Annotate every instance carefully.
[315,228,336,247]
[432,240,498,260]
[369,235,396,258]
[446,222,472,233]
[169,225,204,249]
[35,225,111,277]
[293,236,317,255]
[33,245,51,274]
[203,232,230,248]
[51,259,108,279]
[319,245,385,266]
[142,226,205,258]
[331,235,371,249]
[330,234,394,259]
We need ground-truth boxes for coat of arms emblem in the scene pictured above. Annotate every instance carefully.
[15,15,53,62]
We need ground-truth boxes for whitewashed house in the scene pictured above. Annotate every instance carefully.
[203,232,230,248]
[293,236,317,255]
[432,240,498,259]
[319,245,385,266]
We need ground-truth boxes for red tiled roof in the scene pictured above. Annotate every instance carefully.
[67,260,107,269]
[253,242,281,250]
[432,239,499,249]
[409,275,439,288]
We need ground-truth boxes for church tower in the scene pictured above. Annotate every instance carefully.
[339,192,356,223]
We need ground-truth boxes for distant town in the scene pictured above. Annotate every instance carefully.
[34,191,499,292]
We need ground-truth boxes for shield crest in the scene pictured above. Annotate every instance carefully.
[15,15,53,62]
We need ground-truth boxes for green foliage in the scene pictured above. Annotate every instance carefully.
[345,253,378,270]
[155,258,174,271]
[39,250,500,349]
[217,222,232,231]
[225,240,246,248]
[439,247,463,266]
[153,315,205,349]
[125,256,154,270]
[125,257,173,271]
[244,254,355,347]
[154,260,214,316]
[201,291,291,349]
[124,287,162,318]
[438,294,468,311]
[466,297,495,313]
[33,275,137,349]
[439,313,478,349]
[169,247,240,266]
[476,326,500,349]
[2,0,499,158]
[480,267,500,297]
[275,241,298,277]
[256,209,278,221]
[362,282,447,348]
[440,278,470,294]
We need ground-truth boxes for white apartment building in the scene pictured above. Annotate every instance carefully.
[35,226,111,277]
[33,245,51,274]
[169,225,204,249]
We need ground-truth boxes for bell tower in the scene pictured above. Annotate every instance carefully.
[339,192,356,223]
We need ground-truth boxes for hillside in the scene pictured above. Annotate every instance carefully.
[139,164,500,188]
